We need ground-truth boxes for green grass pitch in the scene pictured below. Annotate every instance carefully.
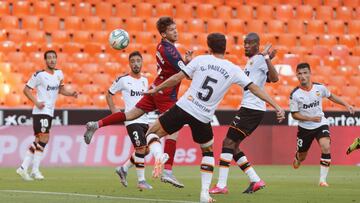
[0,166,359,203]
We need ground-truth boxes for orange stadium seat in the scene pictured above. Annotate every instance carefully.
[70,72,89,86]
[177,32,194,46]
[275,4,294,20]
[5,94,22,107]
[17,62,36,78]
[83,16,103,31]
[287,20,305,33]
[235,5,254,21]
[194,33,207,47]
[54,1,73,18]
[196,4,215,19]
[156,3,174,17]
[345,56,360,68]
[348,20,360,34]
[64,16,82,33]
[335,6,353,21]
[105,17,124,31]
[342,86,359,98]
[299,34,317,47]
[82,63,100,75]
[72,31,91,44]
[93,73,112,87]
[225,0,242,7]
[8,29,27,43]
[144,17,158,32]
[243,0,266,6]
[303,55,321,68]
[80,83,100,96]
[204,0,224,7]
[267,20,285,34]
[295,5,313,20]
[126,17,144,32]
[323,56,341,68]
[42,16,60,33]
[20,42,40,53]
[72,52,90,65]
[0,41,17,53]
[85,42,104,55]
[94,53,111,66]
[324,0,342,7]
[72,94,90,107]
[315,6,334,21]
[93,94,108,108]
[74,2,92,16]
[95,2,113,18]
[343,0,359,8]
[22,16,40,30]
[6,51,26,65]
[33,1,51,17]
[278,33,297,47]
[337,65,356,77]
[256,5,274,20]
[246,20,265,33]
[12,1,30,17]
[134,32,154,44]
[0,30,6,41]
[207,19,226,33]
[0,15,19,29]
[135,3,154,18]
[0,1,10,15]
[174,3,194,20]
[92,31,108,44]
[290,46,308,56]
[227,19,245,35]
[51,30,70,44]
[332,45,349,58]
[306,20,325,34]
[318,34,337,46]
[115,3,134,18]
[303,0,322,7]
[61,62,79,75]
[173,19,185,32]
[188,19,205,33]
[327,20,345,34]
[62,42,83,54]
[216,5,233,20]
[312,45,330,57]
[261,33,277,45]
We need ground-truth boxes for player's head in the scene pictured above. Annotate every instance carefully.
[244,32,260,57]
[296,62,311,86]
[207,33,226,55]
[157,17,177,43]
[44,50,57,70]
[129,51,143,74]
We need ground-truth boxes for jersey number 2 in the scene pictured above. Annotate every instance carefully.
[198,76,218,102]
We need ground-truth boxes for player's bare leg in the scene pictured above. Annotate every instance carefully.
[293,151,307,169]
[162,132,185,188]
[84,108,145,144]
[346,137,360,155]
[318,137,331,187]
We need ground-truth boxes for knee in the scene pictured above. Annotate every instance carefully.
[135,147,147,155]
[38,133,49,144]
[321,144,330,154]
[201,146,213,153]
[298,153,307,162]
[222,137,237,150]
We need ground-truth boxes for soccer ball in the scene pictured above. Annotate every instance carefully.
[109,29,130,50]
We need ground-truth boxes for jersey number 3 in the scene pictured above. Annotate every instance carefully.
[198,76,218,102]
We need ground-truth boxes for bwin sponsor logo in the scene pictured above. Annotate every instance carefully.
[130,90,143,96]
[303,100,320,109]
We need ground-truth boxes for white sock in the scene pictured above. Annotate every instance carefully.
[147,133,163,159]
[164,169,172,175]
[201,155,215,193]
[216,153,233,188]
[122,153,135,172]
[320,158,331,183]
[21,150,34,171]
[31,151,43,174]
[135,154,145,182]
[236,156,260,182]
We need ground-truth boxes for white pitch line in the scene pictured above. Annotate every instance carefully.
[0,190,198,203]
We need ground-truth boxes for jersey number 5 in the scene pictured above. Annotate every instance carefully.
[198,76,218,102]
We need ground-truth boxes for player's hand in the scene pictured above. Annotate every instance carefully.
[269,49,277,60]
[184,50,193,63]
[311,116,322,122]
[261,43,272,56]
[346,105,355,114]
[144,88,157,95]
[276,108,285,123]
[72,91,78,98]
[35,101,45,109]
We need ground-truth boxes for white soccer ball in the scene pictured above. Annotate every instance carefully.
[108,29,130,50]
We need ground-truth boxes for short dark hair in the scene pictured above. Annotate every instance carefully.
[129,51,142,60]
[207,33,226,54]
[156,17,175,34]
[296,62,311,72]
[44,50,57,59]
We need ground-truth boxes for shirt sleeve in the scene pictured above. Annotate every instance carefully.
[59,70,64,86]
[289,95,299,112]
[181,56,199,79]
[321,85,331,98]
[108,76,123,95]
[163,44,186,71]
[256,55,268,73]
[26,72,41,89]
[233,66,253,88]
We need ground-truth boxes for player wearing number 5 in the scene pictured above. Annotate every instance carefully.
[16,50,78,181]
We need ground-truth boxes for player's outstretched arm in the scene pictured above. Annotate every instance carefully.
[23,86,44,109]
[328,94,355,114]
[59,84,78,98]
[262,44,279,83]
[146,71,187,95]
[247,83,285,122]
[105,91,119,113]
[291,112,322,122]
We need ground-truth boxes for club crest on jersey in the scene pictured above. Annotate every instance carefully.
[316,91,321,97]
[250,61,253,66]
[187,95,194,101]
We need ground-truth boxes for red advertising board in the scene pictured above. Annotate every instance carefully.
[0,126,359,167]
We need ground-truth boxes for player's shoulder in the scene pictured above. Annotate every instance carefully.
[54,69,63,75]
[115,73,129,82]
[33,70,45,77]
[290,86,301,99]
[253,54,266,62]
[313,82,325,87]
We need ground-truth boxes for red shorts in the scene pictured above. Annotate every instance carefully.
[136,94,176,114]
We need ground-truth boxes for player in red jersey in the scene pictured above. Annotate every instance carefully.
[83,17,192,188]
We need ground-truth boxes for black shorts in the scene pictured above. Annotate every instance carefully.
[33,114,53,135]
[159,105,213,145]
[296,125,330,152]
[126,123,149,148]
[226,107,265,142]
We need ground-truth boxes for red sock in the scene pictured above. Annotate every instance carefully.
[164,139,177,170]
[98,111,126,127]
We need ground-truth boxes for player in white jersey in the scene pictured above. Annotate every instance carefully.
[210,32,279,195]
[290,62,355,187]
[107,51,152,190]
[16,50,78,181]
[144,33,285,203]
